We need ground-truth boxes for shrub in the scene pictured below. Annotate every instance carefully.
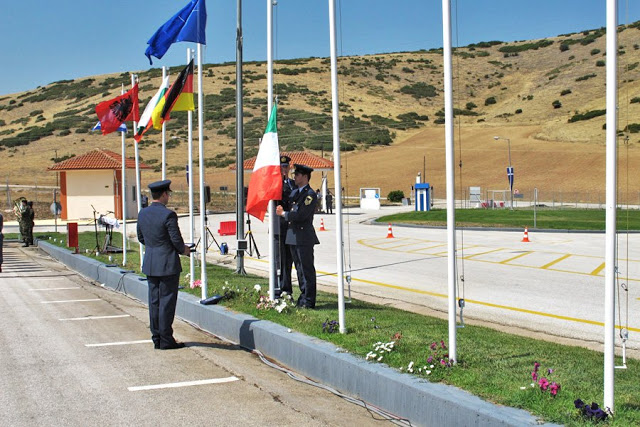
[624,123,640,133]
[498,39,553,53]
[576,73,597,82]
[590,48,601,55]
[515,109,523,114]
[561,89,572,96]
[400,82,438,99]
[485,96,497,106]
[559,43,570,52]
[387,190,405,203]
[568,109,606,122]
[596,60,606,67]
[552,100,562,109]
[465,102,477,110]
[631,97,640,104]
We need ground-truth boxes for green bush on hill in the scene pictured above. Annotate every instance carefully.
[399,82,437,99]
[498,39,553,53]
[568,109,606,123]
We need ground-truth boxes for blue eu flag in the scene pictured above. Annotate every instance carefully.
[507,166,514,191]
[145,0,207,65]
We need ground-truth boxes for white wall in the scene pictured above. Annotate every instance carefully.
[66,170,115,220]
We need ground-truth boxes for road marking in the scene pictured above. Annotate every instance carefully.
[60,314,130,321]
[499,251,533,264]
[30,287,81,291]
[315,270,640,333]
[463,248,506,259]
[86,339,152,347]
[41,299,102,304]
[540,254,572,269]
[591,262,606,276]
[128,377,239,392]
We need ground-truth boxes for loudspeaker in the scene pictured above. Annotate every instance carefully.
[204,185,211,204]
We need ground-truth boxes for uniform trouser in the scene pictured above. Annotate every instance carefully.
[19,222,27,243]
[290,244,316,307]
[27,223,33,244]
[274,233,293,294]
[0,233,3,265]
[147,274,180,347]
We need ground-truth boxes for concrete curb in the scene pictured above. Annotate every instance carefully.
[39,241,556,427]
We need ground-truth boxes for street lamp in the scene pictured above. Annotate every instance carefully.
[494,136,513,210]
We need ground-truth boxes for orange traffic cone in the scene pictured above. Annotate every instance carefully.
[521,227,531,242]
[386,223,395,238]
[319,218,327,231]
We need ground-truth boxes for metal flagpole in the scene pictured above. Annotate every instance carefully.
[604,0,617,412]
[442,0,457,363]
[161,66,167,180]
[235,0,246,275]
[187,48,195,289]
[197,43,207,299]
[267,0,276,300]
[120,99,127,267]
[328,0,345,333]
[131,74,143,269]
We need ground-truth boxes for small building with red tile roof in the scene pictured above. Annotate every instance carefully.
[48,148,150,220]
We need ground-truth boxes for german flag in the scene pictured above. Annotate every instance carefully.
[151,59,194,130]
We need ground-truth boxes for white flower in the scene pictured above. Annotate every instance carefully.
[408,361,414,369]
[425,370,431,375]
[287,328,292,333]
[520,387,527,390]
[254,284,261,292]
[377,356,383,362]
[430,365,435,369]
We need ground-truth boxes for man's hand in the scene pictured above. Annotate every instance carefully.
[276,205,284,217]
[183,244,194,256]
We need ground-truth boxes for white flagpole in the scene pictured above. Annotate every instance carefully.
[131,74,143,269]
[120,90,127,267]
[197,43,207,299]
[161,66,167,180]
[267,0,276,300]
[187,48,195,289]
[604,0,617,412]
[442,0,457,363]
[328,0,345,333]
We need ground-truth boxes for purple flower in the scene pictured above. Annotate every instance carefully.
[440,340,447,349]
[547,368,554,375]
[430,342,437,351]
[531,371,538,381]
[574,399,585,409]
[427,356,433,364]
[533,362,540,372]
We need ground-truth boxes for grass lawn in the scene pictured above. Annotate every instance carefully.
[20,231,640,425]
[377,208,640,231]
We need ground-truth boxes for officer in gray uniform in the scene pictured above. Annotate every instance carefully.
[137,180,191,349]
[275,155,296,297]
[276,164,319,308]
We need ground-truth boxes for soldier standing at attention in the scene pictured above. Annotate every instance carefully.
[17,199,29,247]
[137,180,191,350]
[26,201,35,246]
[276,164,319,308]
[275,155,296,298]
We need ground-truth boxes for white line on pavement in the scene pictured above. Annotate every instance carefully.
[30,287,81,291]
[128,377,239,392]
[60,314,130,321]
[41,299,102,304]
[85,339,152,347]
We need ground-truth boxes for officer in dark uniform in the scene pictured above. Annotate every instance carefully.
[137,180,191,350]
[275,155,296,297]
[276,164,319,308]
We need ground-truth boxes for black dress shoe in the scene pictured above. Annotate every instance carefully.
[159,342,186,350]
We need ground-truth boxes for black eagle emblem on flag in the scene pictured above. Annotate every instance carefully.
[110,97,134,122]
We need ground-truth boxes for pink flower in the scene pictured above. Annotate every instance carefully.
[547,368,554,375]
[549,382,560,396]
[430,342,437,351]
[538,377,549,391]
[532,371,538,381]
[533,362,540,372]
[440,340,447,349]
[190,279,202,289]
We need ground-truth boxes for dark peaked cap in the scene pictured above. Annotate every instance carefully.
[294,164,314,176]
[280,155,291,165]
[148,179,172,193]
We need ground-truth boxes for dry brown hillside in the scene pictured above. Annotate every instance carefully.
[2,22,640,204]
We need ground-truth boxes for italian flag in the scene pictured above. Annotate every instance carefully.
[134,76,170,142]
[246,105,283,221]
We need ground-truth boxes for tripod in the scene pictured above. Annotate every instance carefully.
[244,215,261,259]
[91,205,100,253]
[195,213,220,252]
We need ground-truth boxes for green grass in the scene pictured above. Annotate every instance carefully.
[24,231,640,425]
[377,208,640,231]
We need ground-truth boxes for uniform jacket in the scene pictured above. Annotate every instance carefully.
[284,184,319,246]
[276,177,296,235]
[137,202,186,277]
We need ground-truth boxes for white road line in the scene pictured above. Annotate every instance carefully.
[128,377,239,392]
[30,287,81,291]
[60,314,130,321]
[86,339,152,347]
[41,299,102,304]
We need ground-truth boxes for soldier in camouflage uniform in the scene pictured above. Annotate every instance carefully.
[17,199,29,247]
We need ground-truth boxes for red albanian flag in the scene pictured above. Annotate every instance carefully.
[95,84,140,135]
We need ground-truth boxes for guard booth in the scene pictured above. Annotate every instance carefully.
[415,183,432,211]
[359,188,381,210]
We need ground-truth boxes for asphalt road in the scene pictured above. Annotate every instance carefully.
[0,242,393,426]
[203,207,640,356]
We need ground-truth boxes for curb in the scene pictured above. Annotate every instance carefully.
[38,241,556,427]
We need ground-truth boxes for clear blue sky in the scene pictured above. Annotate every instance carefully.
[1,0,639,96]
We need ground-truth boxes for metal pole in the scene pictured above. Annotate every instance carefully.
[604,0,617,413]
[131,75,143,268]
[235,0,246,274]
[121,105,127,266]
[267,0,276,300]
[533,187,537,229]
[507,138,513,210]
[329,0,346,333]
[197,43,207,298]
[442,0,457,363]
[161,66,167,180]
[187,48,195,289]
